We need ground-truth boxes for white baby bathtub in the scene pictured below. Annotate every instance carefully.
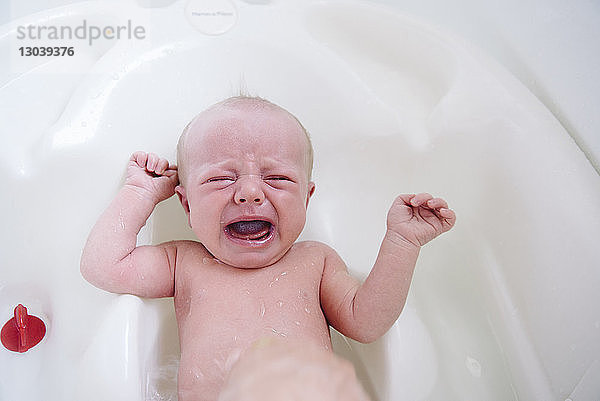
[1,1,599,400]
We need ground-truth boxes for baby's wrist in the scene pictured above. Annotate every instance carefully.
[384,229,421,251]
[122,184,160,206]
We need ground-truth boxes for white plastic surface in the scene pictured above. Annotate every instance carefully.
[1,1,599,400]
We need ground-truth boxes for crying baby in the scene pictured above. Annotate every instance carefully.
[80,96,456,401]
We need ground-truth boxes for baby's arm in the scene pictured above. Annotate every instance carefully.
[80,152,179,298]
[320,193,456,343]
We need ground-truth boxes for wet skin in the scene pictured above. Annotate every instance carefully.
[174,240,333,401]
[80,99,456,401]
[173,104,329,400]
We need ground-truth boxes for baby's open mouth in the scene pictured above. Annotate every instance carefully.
[225,220,273,241]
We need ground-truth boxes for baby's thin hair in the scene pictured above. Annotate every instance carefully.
[177,95,314,185]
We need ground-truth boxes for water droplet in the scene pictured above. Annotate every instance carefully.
[260,301,265,317]
[192,368,204,380]
[269,327,287,337]
[202,257,210,265]
[304,307,311,314]
[294,321,301,326]
[465,356,482,378]
[277,300,283,308]
[268,271,288,287]
[118,211,125,230]
[244,289,251,295]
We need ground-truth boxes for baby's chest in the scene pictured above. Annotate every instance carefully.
[175,252,326,336]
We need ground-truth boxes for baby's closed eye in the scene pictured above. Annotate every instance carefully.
[202,176,237,189]
[265,176,293,181]
[264,176,296,188]
[202,175,296,189]
[206,176,236,183]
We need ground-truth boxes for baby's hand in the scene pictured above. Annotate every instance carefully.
[124,151,178,203]
[386,193,456,248]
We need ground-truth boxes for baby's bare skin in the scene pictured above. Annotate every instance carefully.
[175,240,332,401]
[80,96,456,401]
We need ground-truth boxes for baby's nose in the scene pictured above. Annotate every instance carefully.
[234,175,265,205]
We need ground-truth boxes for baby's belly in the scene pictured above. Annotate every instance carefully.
[175,276,331,401]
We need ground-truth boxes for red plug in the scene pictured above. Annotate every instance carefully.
[1,304,46,353]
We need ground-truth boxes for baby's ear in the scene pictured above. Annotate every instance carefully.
[305,181,316,208]
[175,185,191,225]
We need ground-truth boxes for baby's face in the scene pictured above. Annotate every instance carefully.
[176,105,315,268]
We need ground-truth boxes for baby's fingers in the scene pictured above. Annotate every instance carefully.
[146,153,160,172]
[426,198,448,209]
[130,151,148,168]
[410,192,433,207]
[162,167,178,179]
[439,208,457,230]
[129,151,174,176]
[421,196,456,230]
[155,158,169,175]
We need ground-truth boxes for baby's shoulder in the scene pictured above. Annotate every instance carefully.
[291,240,337,257]
[169,239,211,260]
[170,239,203,249]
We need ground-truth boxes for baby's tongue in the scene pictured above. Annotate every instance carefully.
[228,220,271,240]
